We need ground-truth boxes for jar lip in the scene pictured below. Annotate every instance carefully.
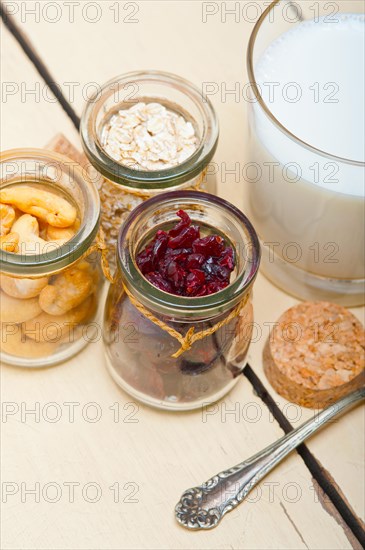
[247,1,365,167]
[0,148,100,276]
[117,191,261,315]
[80,70,219,189]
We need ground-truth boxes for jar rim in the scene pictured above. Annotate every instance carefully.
[117,191,261,317]
[0,148,100,276]
[247,0,365,167]
[80,70,219,189]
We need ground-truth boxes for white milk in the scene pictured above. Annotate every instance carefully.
[247,14,365,303]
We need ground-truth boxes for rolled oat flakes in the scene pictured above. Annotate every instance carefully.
[101,102,198,171]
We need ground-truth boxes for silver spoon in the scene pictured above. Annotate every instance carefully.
[175,387,364,530]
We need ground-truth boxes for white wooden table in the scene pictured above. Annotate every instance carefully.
[1,2,364,549]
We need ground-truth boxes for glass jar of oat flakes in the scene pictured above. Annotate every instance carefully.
[0,149,103,367]
[80,71,219,268]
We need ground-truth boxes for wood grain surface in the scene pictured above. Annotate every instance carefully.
[1,2,364,549]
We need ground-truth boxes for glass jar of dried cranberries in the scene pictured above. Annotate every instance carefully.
[103,191,260,410]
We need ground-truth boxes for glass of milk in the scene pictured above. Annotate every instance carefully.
[246,0,364,306]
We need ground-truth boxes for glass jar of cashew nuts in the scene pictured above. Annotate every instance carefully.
[0,149,103,367]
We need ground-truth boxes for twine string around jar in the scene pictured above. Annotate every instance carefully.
[121,283,250,358]
[81,228,115,283]
[93,224,250,358]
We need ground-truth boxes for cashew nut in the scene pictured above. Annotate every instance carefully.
[0,204,16,236]
[39,265,95,315]
[38,219,49,240]
[0,232,19,252]
[0,323,58,358]
[0,185,77,228]
[12,213,39,236]
[0,274,49,299]
[11,214,66,255]
[46,219,80,241]
[23,295,95,343]
[11,214,48,255]
[0,290,42,323]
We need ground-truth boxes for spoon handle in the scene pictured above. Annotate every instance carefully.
[175,387,365,530]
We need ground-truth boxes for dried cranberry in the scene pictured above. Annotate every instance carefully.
[186,253,205,269]
[145,272,174,293]
[206,281,228,294]
[136,249,154,275]
[168,209,191,237]
[218,247,235,270]
[192,235,224,257]
[186,269,206,295]
[215,266,231,281]
[167,248,191,264]
[167,261,186,290]
[202,257,215,277]
[151,231,169,267]
[203,262,231,282]
[136,210,236,297]
[194,284,208,297]
[159,251,189,280]
[168,225,200,249]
